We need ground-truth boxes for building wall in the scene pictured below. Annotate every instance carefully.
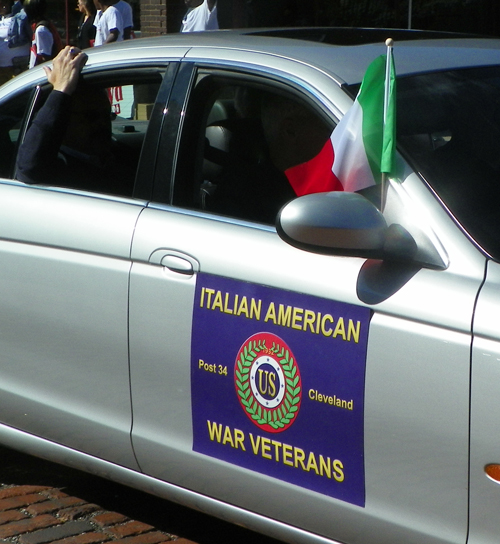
[140,0,168,36]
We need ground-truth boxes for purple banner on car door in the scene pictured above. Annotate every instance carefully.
[191,273,370,507]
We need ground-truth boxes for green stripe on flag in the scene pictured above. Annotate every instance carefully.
[381,53,396,174]
[357,54,396,182]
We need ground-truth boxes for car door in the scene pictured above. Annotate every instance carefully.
[468,260,500,544]
[0,63,168,469]
[129,53,480,544]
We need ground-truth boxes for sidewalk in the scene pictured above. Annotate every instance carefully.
[0,485,197,544]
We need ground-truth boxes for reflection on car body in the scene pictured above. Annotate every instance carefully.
[0,27,498,544]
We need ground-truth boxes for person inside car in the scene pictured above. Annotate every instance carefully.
[16,46,133,195]
[209,90,332,223]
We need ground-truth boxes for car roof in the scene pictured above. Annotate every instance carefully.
[88,28,500,85]
[5,28,500,95]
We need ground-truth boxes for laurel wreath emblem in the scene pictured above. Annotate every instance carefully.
[235,338,301,431]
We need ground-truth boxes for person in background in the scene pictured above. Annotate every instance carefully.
[76,0,96,49]
[24,0,61,68]
[0,0,30,82]
[181,0,218,32]
[93,0,123,45]
[111,0,132,39]
[11,0,21,15]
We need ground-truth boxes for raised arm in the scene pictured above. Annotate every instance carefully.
[16,47,88,184]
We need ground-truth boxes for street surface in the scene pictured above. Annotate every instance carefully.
[0,445,282,544]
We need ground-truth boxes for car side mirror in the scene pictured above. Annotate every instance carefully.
[276,192,419,262]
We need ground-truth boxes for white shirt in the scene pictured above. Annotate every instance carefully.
[94,6,123,46]
[181,0,218,32]
[29,24,53,68]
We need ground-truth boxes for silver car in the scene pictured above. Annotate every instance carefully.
[0,28,499,544]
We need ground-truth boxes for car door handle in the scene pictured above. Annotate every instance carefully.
[161,254,194,275]
[148,249,199,276]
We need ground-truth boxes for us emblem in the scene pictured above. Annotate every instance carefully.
[234,332,302,433]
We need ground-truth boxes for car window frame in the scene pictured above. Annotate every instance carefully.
[150,61,196,205]
[134,61,180,201]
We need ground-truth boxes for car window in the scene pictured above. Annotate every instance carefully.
[0,89,34,179]
[18,71,164,197]
[368,66,500,260]
[173,71,334,224]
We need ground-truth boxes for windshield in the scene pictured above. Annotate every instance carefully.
[392,66,500,259]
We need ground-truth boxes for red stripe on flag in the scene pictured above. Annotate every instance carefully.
[285,138,343,196]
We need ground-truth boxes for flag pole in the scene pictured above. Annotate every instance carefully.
[381,37,394,211]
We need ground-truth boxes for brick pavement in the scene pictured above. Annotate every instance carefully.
[0,485,198,544]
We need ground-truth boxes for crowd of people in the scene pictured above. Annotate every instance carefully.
[0,0,145,82]
[0,0,219,82]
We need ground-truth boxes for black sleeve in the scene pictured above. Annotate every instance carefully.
[16,91,72,185]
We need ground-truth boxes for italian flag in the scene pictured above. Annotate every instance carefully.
[286,54,396,195]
